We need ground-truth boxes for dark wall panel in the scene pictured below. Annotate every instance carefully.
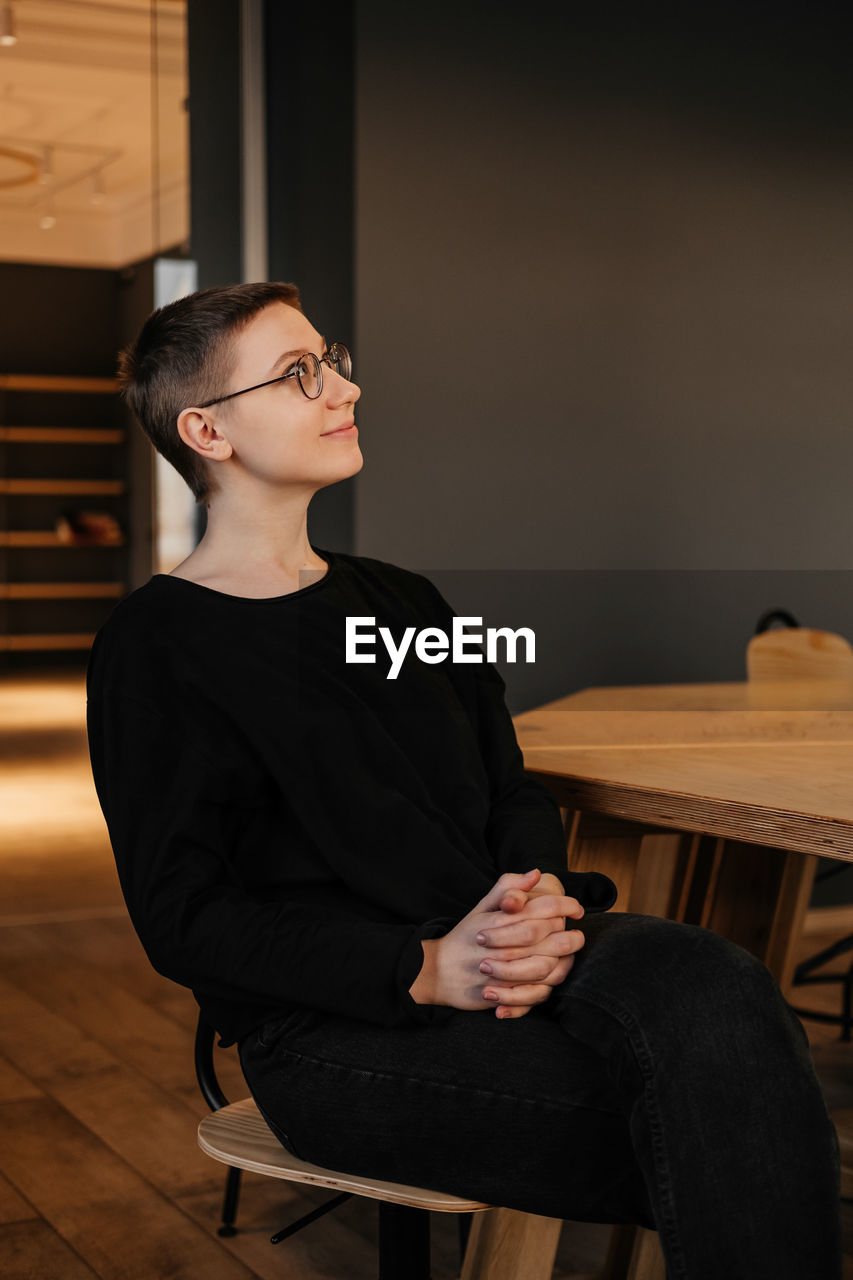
[187,0,242,288]
[116,260,156,588]
[0,263,123,377]
[355,1,853,703]
[265,0,355,552]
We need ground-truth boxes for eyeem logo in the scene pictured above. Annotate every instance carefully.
[346,616,536,680]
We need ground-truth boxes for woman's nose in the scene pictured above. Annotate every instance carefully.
[328,371,361,405]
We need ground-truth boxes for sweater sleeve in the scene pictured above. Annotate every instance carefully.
[471,660,617,912]
[412,574,618,913]
[86,688,453,1029]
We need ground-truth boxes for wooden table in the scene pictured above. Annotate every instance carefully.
[514,678,853,990]
[498,678,853,1278]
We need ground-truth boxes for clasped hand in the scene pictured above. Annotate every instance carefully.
[410,868,585,1020]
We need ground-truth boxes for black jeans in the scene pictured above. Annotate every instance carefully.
[238,912,841,1279]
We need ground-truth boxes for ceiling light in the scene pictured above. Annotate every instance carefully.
[0,4,17,48]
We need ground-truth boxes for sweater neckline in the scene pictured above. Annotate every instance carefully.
[150,547,337,603]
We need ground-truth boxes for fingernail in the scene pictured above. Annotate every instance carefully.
[476,933,487,945]
[479,961,493,974]
[483,989,498,1001]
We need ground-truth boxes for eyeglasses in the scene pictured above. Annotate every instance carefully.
[196,343,352,408]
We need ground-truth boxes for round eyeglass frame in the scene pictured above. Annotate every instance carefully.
[195,343,352,408]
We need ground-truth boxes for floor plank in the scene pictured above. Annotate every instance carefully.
[179,1177,385,1280]
[0,974,224,1200]
[0,1097,259,1280]
[31,914,196,1027]
[0,1051,43,1103]
[0,1170,38,1227]
[0,1220,100,1280]
[0,926,199,1093]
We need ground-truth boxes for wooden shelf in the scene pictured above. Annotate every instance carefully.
[0,427,125,444]
[0,531,124,547]
[0,369,128,667]
[0,479,125,495]
[0,582,125,599]
[0,633,96,651]
[0,375,118,394]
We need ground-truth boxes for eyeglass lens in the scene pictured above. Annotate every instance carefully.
[295,344,352,399]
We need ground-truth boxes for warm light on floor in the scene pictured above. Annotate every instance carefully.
[0,671,107,845]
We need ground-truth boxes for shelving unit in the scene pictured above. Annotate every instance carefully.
[0,531,125,546]
[0,373,128,667]
[0,583,125,598]
[0,479,125,495]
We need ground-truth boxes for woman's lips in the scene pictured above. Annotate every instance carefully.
[322,422,357,437]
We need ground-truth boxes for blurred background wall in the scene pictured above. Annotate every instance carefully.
[350,1,853,711]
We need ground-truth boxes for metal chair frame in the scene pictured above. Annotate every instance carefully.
[193,1011,470,1278]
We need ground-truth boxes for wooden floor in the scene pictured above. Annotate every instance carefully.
[2,668,852,1279]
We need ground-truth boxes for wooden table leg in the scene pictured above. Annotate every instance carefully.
[682,838,817,989]
[564,809,693,920]
[603,1225,666,1280]
[460,1208,562,1280]
[564,810,646,903]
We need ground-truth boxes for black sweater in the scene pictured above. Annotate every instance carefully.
[86,550,616,1045]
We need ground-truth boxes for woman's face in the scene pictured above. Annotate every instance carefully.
[203,301,363,495]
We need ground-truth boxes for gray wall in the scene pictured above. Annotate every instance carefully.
[354,3,853,714]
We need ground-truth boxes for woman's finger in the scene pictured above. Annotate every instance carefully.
[479,953,561,983]
[494,1003,534,1019]
[481,930,584,964]
[477,918,583,950]
[481,981,554,1007]
[497,888,530,915]
[497,891,584,922]
[476,869,541,913]
[542,954,575,985]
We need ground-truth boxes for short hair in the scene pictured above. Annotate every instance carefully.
[117,281,302,505]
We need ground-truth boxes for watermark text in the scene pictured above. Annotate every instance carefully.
[346,616,535,680]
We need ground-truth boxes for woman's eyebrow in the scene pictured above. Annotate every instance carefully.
[268,338,327,376]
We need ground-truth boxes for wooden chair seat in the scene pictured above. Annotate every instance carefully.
[198,1095,491,1213]
[198,1096,665,1279]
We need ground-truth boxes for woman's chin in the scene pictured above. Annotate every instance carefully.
[340,445,364,479]
[314,446,364,489]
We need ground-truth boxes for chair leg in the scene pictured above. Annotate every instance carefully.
[378,1202,431,1280]
[624,1227,665,1280]
[458,1212,473,1267]
[461,1207,562,1280]
[217,1166,242,1237]
[603,1224,665,1280]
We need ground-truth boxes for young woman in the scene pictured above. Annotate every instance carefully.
[87,282,841,1278]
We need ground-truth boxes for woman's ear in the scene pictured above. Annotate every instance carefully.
[177,407,233,463]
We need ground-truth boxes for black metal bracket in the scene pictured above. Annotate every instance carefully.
[271,1190,353,1244]
[790,933,853,1040]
